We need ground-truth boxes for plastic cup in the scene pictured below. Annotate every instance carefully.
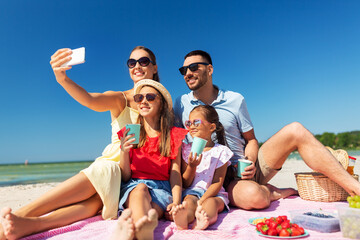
[237,159,253,177]
[125,124,141,144]
[191,137,208,155]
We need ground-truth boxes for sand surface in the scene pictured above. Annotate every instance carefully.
[0,159,359,211]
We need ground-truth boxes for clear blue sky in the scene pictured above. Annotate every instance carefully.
[1,0,359,164]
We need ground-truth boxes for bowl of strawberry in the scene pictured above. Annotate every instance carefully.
[255,215,308,238]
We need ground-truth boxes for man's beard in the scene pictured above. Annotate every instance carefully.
[187,73,208,91]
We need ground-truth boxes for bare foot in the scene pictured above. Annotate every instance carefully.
[134,209,158,240]
[266,184,298,201]
[172,202,188,230]
[192,205,209,230]
[0,225,5,240]
[0,208,8,240]
[110,209,134,240]
[1,207,40,240]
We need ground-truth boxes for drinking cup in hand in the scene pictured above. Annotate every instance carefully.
[191,137,208,155]
[237,159,252,178]
[125,124,141,144]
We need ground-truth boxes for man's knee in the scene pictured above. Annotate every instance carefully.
[284,122,311,143]
[228,181,270,210]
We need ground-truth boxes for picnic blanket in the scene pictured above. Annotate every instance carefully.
[21,196,348,240]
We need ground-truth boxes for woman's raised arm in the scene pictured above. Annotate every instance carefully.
[50,48,125,113]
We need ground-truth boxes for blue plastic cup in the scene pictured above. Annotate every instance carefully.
[237,159,252,177]
[125,124,141,144]
[191,137,208,155]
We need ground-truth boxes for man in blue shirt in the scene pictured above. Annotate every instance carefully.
[174,50,360,210]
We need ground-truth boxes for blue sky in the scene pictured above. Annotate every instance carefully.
[1,0,359,164]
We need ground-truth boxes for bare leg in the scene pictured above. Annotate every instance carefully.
[172,201,188,230]
[182,195,198,225]
[110,209,134,240]
[134,209,158,240]
[16,172,99,217]
[227,180,270,210]
[1,194,102,240]
[266,184,298,201]
[125,183,153,223]
[193,197,223,230]
[261,122,360,195]
[124,183,164,240]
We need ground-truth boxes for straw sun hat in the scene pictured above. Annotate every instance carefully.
[133,79,173,110]
[325,146,349,170]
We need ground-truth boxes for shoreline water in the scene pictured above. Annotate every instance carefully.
[1,158,359,211]
[0,161,92,186]
[1,151,359,187]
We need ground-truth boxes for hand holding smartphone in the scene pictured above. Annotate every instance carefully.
[61,47,85,67]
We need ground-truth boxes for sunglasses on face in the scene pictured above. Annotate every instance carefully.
[179,62,209,75]
[184,119,203,129]
[127,57,155,69]
[133,93,158,103]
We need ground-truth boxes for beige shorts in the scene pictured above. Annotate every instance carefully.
[254,147,281,184]
[224,148,281,188]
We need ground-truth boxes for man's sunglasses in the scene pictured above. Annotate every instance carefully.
[184,119,203,129]
[127,57,155,69]
[133,93,158,103]
[179,62,209,75]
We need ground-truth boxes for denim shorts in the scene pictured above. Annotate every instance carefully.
[182,188,230,211]
[119,178,172,211]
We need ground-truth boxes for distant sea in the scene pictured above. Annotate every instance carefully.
[0,161,92,186]
[1,150,359,187]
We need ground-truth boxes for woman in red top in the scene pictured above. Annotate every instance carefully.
[115,79,187,240]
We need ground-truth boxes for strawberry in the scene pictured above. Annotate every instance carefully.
[269,221,277,230]
[292,223,299,228]
[279,228,290,237]
[268,228,278,236]
[276,216,283,224]
[291,227,301,236]
[256,222,265,231]
[259,225,269,235]
[265,219,271,226]
[281,221,290,229]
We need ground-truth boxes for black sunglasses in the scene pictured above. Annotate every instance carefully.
[127,57,155,69]
[133,93,158,103]
[179,62,209,75]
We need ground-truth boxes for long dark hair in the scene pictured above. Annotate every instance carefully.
[130,46,160,82]
[190,105,227,146]
[137,86,174,157]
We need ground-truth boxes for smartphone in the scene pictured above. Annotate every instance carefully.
[61,47,85,67]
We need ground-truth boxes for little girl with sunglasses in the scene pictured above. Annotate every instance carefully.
[115,79,187,240]
[172,105,233,230]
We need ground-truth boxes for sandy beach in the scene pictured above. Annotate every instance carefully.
[0,159,359,211]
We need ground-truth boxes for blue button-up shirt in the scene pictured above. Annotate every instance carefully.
[174,86,254,165]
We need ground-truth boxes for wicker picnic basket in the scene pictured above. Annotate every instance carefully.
[295,148,359,202]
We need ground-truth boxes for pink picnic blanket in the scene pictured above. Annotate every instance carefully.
[21,196,348,240]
